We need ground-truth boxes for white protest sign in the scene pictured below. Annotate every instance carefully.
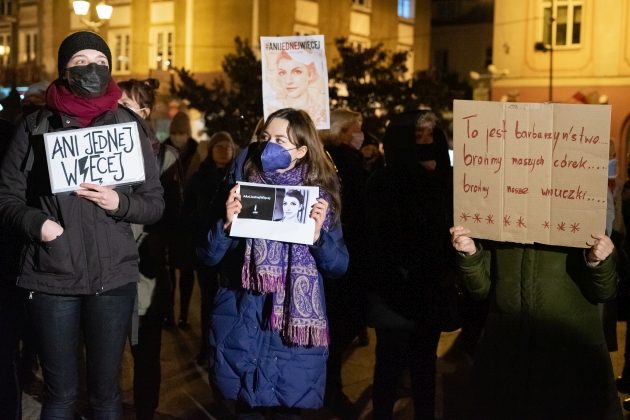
[43,122,145,194]
[453,100,611,248]
[260,35,330,129]
[230,182,319,245]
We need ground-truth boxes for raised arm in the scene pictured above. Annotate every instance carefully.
[450,225,491,300]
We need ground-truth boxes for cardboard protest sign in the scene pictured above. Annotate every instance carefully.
[43,122,145,194]
[230,182,319,245]
[261,35,330,129]
[453,100,611,248]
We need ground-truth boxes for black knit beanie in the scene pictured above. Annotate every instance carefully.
[57,31,112,77]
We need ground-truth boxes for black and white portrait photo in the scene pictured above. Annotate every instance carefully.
[273,188,310,224]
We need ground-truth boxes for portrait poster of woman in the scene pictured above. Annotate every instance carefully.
[231,182,319,244]
[260,35,330,129]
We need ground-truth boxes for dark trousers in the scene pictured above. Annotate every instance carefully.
[324,276,362,398]
[197,265,220,359]
[131,311,163,420]
[372,325,441,420]
[29,289,135,420]
[0,287,22,420]
[168,265,195,323]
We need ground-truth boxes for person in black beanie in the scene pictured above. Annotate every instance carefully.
[0,31,164,419]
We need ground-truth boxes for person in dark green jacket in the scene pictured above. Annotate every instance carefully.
[450,226,622,420]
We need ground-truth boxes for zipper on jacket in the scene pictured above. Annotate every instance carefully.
[96,204,104,293]
[14,240,32,288]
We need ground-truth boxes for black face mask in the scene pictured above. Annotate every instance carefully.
[415,142,437,162]
[65,63,110,98]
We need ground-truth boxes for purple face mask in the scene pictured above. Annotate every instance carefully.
[260,141,296,172]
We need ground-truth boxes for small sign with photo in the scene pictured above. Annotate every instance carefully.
[230,181,319,244]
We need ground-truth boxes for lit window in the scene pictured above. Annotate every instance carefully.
[19,30,37,63]
[150,27,174,70]
[0,33,9,66]
[542,0,582,47]
[398,0,414,19]
[0,0,12,16]
[108,30,131,74]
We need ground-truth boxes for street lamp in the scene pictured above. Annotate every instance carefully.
[535,0,554,102]
[72,1,113,32]
[534,41,553,102]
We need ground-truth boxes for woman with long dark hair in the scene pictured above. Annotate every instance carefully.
[198,108,348,419]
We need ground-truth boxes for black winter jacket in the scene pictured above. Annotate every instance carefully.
[0,108,164,295]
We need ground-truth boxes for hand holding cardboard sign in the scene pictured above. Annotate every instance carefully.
[310,198,328,243]
[75,183,120,211]
[586,233,614,265]
[224,185,242,233]
[450,225,477,255]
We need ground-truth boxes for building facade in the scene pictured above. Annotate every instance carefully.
[491,0,630,173]
[431,0,493,80]
[0,0,432,139]
[0,0,431,89]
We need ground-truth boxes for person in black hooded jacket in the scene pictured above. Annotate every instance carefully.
[0,31,164,419]
[365,110,454,420]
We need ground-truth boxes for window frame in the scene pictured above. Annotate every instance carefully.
[398,0,415,21]
[0,32,10,66]
[108,29,131,75]
[150,26,175,71]
[18,29,37,63]
[541,0,583,49]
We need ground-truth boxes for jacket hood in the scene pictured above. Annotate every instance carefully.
[382,110,451,173]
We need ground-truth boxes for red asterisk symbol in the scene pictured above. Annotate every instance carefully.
[570,222,580,233]
[516,216,526,228]
[542,221,550,229]
[557,222,566,231]
[473,213,482,223]
[503,215,511,226]
[460,212,470,222]
[486,214,494,224]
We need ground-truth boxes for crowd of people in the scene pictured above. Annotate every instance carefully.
[0,31,628,420]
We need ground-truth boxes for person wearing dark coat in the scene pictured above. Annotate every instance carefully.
[198,108,348,418]
[0,31,164,418]
[163,111,198,328]
[118,77,178,420]
[320,108,368,419]
[450,225,622,419]
[182,131,237,366]
[365,110,455,420]
[0,113,23,420]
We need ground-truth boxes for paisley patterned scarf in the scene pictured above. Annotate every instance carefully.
[241,163,332,347]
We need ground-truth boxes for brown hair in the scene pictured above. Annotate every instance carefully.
[118,78,160,112]
[247,108,341,221]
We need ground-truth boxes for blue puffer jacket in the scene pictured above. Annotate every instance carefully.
[198,147,349,409]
